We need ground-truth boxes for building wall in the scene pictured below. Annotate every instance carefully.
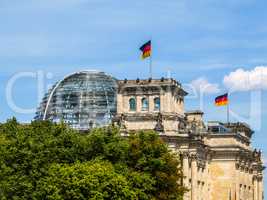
[204,135,251,150]
[116,79,185,116]
[125,120,156,131]
[180,148,263,200]
[209,160,236,200]
[182,154,210,200]
[115,78,264,200]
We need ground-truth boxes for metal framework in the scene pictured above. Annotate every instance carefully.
[35,70,117,130]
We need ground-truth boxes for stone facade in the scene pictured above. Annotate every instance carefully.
[113,78,264,200]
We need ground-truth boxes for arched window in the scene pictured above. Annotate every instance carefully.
[154,97,160,111]
[129,98,136,111]
[141,97,149,111]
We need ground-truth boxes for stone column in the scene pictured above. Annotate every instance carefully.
[244,166,249,199]
[253,176,258,200]
[248,170,253,200]
[160,94,164,113]
[183,154,189,200]
[148,95,154,112]
[191,156,197,200]
[239,166,245,200]
[235,164,240,200]
[136,96,141,112]
[164,91,172,113]
[258,176,263,200]
[117,93,123,113]
[204,166,208,200]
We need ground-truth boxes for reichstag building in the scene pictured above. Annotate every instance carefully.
[35,70,264,200]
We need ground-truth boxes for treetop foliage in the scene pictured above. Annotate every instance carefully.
[0,118,186,200]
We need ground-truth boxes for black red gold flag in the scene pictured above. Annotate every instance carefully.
[139,40,151,59]
[215,93,229,106]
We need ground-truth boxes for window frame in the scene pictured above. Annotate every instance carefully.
[154,97,160,111]
[141,97,149,111]
[129,97,136,111]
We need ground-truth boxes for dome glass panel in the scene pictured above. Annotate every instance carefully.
[35,71,117,130]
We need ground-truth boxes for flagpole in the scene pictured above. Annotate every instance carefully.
[149,53,152,78]
[227,95,230,124]
[149,39,152,79]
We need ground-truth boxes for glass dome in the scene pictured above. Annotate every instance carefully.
[35,70,117,130]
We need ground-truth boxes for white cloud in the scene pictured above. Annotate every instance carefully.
[223,66,267,91]
[190,77,220,94]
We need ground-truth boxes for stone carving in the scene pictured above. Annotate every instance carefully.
[178,118,186,132]
[119,114,127,133]
[154,113,164,132]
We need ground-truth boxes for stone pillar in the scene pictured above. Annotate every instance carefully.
[136,96,141,112]
[253,176,258,200]
[244,166,249,199]
[204,166,208,200]
[148,95,154,112]
[191,156,197,200]
[159,92,166,112]
[235,164,240,200]
[183,154,189,200]
[164,91,172,113]
[248,171,253,200]
[117,93,123,113]
[258,176,263,200]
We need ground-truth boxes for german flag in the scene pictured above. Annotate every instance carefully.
[139,40,151,59]
[215,93,228,106]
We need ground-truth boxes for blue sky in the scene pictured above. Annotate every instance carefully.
[1,0,267,192]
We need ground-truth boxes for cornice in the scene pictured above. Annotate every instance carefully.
[206,133,250,145]
[116,112,185,121]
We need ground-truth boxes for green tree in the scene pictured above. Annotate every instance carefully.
[35,160,154,200]
[127,131,185,200]
[0,119,186,200]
